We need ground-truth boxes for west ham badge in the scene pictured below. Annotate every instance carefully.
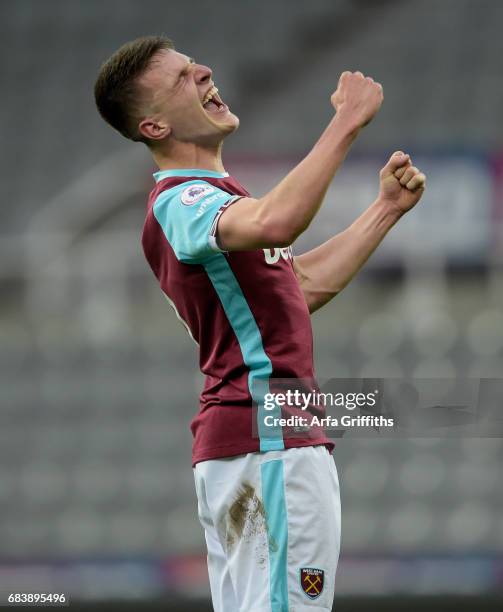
[300,567,324,599]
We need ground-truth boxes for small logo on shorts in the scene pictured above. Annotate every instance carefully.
[181,184,215,206]
[300,567,324,600]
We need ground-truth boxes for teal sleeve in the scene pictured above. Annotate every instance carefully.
[152,181,238,263]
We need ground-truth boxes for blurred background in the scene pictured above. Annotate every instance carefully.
[0,0,502,610]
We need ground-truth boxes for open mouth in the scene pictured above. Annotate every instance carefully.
[202,86,228,114]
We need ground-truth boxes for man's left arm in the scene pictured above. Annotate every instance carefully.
[293,151,426,314]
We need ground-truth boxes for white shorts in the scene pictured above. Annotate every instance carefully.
[193,445,341,612]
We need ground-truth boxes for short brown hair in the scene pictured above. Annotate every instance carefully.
[94,35,174,142]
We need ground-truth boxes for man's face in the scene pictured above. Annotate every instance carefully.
[138,49,239,145]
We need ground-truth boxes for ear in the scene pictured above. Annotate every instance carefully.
[138,117,171,141]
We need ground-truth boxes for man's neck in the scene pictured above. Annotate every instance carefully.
[152,140,226,173]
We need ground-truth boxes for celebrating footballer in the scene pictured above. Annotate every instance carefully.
[94,35,425,612]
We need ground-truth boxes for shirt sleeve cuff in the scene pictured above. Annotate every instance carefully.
[208,196,243,252]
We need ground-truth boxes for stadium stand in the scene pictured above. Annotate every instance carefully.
[0,0,501,601]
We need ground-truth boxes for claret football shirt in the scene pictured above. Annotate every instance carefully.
[141,169,333,465]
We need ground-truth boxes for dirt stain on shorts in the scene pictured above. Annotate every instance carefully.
[228,483,265,543]
[223,482,275,568]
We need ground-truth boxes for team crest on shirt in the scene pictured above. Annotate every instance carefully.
[181,183,215,206]
[300,567,324,599]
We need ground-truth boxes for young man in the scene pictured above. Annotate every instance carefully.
[94,36,425,612]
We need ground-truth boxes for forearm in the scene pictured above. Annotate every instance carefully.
[256,115,359,244]
[295,198,401,312]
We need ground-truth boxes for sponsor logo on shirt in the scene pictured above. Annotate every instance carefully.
[263,246,293,264]
[181,184,215,206]
[196,192,227,217]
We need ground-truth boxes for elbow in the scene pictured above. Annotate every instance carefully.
[266,229,297,248]
[264,223,300,248]
[255,203,307,247]
[274,222,310,247]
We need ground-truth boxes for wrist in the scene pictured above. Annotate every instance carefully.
[313,114,360,164]
[332,110,363,138]
[324,112,361,144]
[372,197,404,227]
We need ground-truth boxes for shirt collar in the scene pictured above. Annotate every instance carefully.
[153,168,229,182]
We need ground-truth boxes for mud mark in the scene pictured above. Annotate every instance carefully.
[268,535,278,552]
[223,482,279,569]
[227,483,265,545]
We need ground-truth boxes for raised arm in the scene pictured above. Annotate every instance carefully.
[293,151,426,313]
[216,71,383,250]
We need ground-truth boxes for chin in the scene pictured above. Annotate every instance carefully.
[223,113,240,132]
[214,110,239,133]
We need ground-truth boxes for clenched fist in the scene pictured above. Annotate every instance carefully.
[331,71,383,130]
[379,151,426,214]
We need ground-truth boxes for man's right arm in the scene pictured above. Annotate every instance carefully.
[217,71,384,251]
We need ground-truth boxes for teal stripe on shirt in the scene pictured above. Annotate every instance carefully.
[261,459,289,611]
[203,254,284,451]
